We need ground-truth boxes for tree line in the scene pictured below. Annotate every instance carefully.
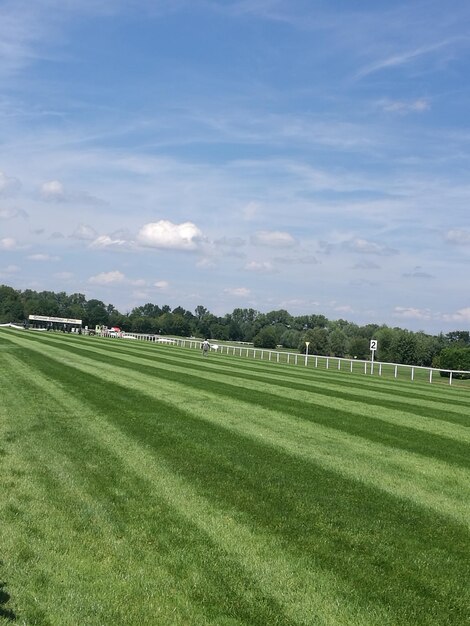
[1,283,469,371]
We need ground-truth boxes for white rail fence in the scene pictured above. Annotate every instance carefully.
[108,332,470,386]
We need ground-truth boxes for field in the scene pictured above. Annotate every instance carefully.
[0,328,469,626]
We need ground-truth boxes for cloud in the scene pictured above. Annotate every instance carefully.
[0,237,18,250]
[379,99,430,114]
[154,280,169,289]
[70,224,98,240]
[342,238,398,256]
[251,230,296,247]
[442,307,470,323]
[446,229,470,246]
[355,40,454,79]
[27,253,60,261]
[393,306,432,320]
[88,270,126,285]
[244,260,276,273]
[0,264,20,274]
[0,207,27,219]
[0,171,21,195]
[224,287,251,297]
[40,180,65,201]
[137,220,203,251]
[90,234,130,249]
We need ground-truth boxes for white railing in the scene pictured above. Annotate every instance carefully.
[109,333,470,386]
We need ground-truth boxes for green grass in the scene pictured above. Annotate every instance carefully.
[0,328,469,625]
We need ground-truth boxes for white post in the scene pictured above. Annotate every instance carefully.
[429,369,433,383]
[350,360,353,373]
[305,341,310,367]
[450,371,453,386]
[326,358,329,369]
[394,365,398,378]
[411,367,414,381]
[295,354,298,365]
[379,363,382,376]
[287,354,290,364]
[315,356,318,368]
[338,359,341,370]
[277,353,279,363]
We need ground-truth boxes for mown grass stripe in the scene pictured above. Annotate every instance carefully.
[23,334,470,471]
[6,332,470,529]
[10,345,470,626]
[15,331,470,448]
[1,354,303,626]
[1,353,395,626]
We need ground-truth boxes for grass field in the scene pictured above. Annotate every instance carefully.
[0,328,469,625]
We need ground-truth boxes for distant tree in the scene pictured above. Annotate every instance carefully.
[0,285,24,322]
[300,328,329,355]
[445,331,470,346]
[84,299,109,327]
[328,329,347,357]
[253,326,277,349]
[390,330,417,365]
[438,347,470,378]
[347,336,369,359]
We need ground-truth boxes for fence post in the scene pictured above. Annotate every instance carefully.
[350,360,353,373]
[315,356,318,368]
[411,367,414,381]
[364,361,367,375]
[277,353,279,363]
[450,371,453,386]
[295,355,298,366]
[379,363,382,376]
[429,369,433,384]
[394,365,398,378]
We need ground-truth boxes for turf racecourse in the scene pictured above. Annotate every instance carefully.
[0,329,469,626]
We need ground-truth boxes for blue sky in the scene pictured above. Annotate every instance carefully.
[1,0,470,332]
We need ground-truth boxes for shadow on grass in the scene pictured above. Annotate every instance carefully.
[0,582,16,621]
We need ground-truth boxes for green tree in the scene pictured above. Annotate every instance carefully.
[253,326,277,349]
[300,328,329,355]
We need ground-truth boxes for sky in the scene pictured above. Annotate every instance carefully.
[1,0,470,333]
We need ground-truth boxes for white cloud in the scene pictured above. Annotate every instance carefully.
[0,237,18,250]
[343,238,398,256]
[446,229,470,245]
[154,280,169,289]
[251,230,296,247]
[244,260,276,273]
[242,201,261,221]
[442,307,470,323]
[224,287,251,297]
[27,253,59,261]
[1,264,20,274]
[40,180,65,201]
[88,270,125,285]
[71,224,98,240]
[393,306,432,320]
[380,98,430,114]
[90,234,130,249]
[137,220,203,251]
